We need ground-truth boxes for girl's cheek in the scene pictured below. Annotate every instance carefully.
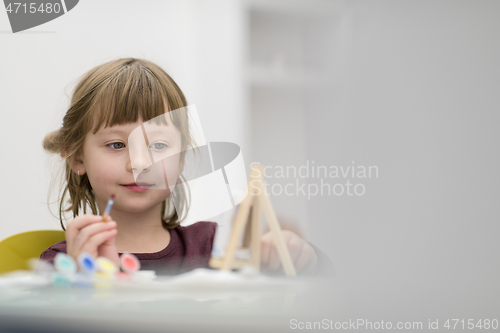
[146,157,180,190]
[165,159,181,189]
[92,161,118,183]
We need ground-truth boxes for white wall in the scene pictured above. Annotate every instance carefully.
[307,0,500,322]
[0,0,248,240]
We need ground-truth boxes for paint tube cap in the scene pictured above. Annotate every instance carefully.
[96,257,118,274]
[120,253,141,273]
[51,272,72,288]
[77,252,97,274]
[54,253,77,275]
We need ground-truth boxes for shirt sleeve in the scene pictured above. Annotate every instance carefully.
[38,240,67,266]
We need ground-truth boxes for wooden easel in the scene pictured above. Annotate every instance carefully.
[209,164,296,276]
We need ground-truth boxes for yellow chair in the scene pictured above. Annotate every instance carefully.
[0,230,65,274]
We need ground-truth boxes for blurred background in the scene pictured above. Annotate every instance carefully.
[1,0,499,326]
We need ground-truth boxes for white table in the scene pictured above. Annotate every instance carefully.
[0,270,334,333]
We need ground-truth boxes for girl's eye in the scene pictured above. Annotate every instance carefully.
[108,142,125,150]
[150,142,168,150]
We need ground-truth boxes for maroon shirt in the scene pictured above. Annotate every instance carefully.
[39,221,217,275]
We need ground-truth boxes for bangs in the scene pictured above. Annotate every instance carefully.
[90,62,171,133]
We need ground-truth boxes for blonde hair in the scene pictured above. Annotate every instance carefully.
[43,58,192,230]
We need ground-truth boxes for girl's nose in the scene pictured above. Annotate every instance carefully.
[128,142,152,177]
[128,126,152,174]
[128,153,151,173]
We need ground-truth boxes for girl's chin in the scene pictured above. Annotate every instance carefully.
[119,205,165,215]
[111,199,167,214]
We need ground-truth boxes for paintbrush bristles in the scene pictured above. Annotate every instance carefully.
[102,194,116,221]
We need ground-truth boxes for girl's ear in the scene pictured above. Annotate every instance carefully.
[60,147,67,159]
[69,149,87,176]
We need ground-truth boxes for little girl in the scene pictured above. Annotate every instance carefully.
[40,58,318,275]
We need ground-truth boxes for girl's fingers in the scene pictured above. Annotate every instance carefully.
[68,214,104,230]
[268,245,281,271]
[261,230,317,272]
[72,221,117,254]
[260,232,273,267]
[80,229,118,255]
[288,236,303,265]
[262,230,319,273]
[268,231,296,271]
[295,243,318,272]
[65,214,104,245]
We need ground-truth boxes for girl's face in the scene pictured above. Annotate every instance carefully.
[75,113,183,216]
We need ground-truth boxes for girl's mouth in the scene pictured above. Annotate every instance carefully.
[121,182,153,192]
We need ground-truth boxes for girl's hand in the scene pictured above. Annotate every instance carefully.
[65,214,120,267]
[261,230,318,273]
